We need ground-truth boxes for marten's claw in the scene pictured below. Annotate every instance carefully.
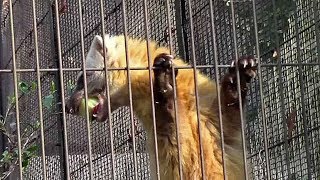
[221,56,258,107]
[229,56,258,82]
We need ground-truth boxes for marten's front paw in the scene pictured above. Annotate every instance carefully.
[153,53,178,102]
[229,55,258,82]
[221,56,258,107]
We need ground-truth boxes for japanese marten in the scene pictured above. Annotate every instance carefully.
[65,34,257,180]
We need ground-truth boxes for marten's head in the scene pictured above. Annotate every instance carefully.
[65,34,152,120]
[65,35,120,117]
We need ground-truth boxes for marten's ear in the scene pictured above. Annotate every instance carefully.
[92,35,106,56]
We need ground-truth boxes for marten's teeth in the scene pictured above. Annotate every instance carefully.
[92,103,101,116]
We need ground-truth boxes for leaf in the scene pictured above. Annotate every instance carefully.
[34,121,41,129]
[18,82,30,94]
[21,145,38,169]
[26,145,38,154]
[30,82,37,91]
[67,81,76,95]
[50,81,57,94]
[22,158,29,168]
[13,149,19,157]
[43,94,54,109]
[2,150,9,158]
[8,95,16,105]
[1,150,13,163]
[0,117,5,127]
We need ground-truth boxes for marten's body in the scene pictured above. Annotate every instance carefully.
[66,35,257,179]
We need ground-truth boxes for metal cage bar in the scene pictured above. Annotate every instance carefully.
[141,0,161,179]
[31,0,47,179]
[8,0,23,179]
[271,0,292,177]
[0,62,320,74]
[252,0,271,179]
[186,0,206,178]
[53,0,71,179]
[208,0,227,179]
[77,0,95,179]
[165,1,184,180]
[0,0,5,169]
[99,0,116,179]
[313,1,320,64]
[293,6,312,179]
[121,0,139,179]
[230,0,249,178]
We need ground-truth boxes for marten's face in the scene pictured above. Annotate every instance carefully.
[65,35,126,117]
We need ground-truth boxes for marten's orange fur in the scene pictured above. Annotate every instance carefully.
[66,35,248,179]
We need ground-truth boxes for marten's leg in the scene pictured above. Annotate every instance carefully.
[220,56,257,143]
[153,53,178,135]
[221,56,258,109]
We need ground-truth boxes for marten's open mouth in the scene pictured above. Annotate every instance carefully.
[92,103,101,118]
[91,94,107,122]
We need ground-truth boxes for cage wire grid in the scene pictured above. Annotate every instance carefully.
[0,0,319,179]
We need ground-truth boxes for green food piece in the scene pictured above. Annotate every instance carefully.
[79,97,99,121]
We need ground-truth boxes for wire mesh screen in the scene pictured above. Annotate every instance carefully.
[1,0,65,179]
[0,0,319,180]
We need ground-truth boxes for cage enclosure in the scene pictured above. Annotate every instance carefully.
[0,0,319,179]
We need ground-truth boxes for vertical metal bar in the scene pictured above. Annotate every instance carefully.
[293,8,312,179]
[31,1,47,179]
[120,1,138,179]
[77,1,94,179]
[0,2,5,170]
[50,8,67,180]
[98,1,116,179]
[173,0,186,60]
[229,1,248,179]
[165,0,173,53]
[171,61,184,180]
[180,0,190,62]
[208,1,227,179]
[186,0,206,179]
[165,1,184,179]
[270,0,291,177]
[8,0,23,179]
[313,1,320,64]
[53,0,71,179]
[251,0,271,179]
[141,1,160,179]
